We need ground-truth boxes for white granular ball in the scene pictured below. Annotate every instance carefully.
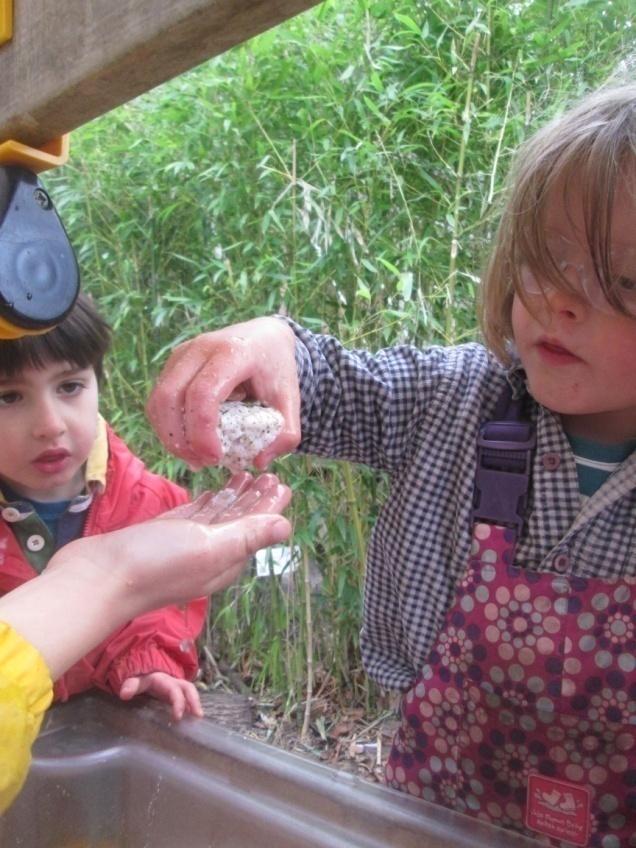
[217,401,284,471]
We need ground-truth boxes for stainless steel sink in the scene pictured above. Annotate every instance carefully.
[0,695,543,847]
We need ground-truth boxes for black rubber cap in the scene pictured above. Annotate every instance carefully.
[0,166,79,330]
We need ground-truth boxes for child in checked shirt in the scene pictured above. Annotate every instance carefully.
[148,82,636,845]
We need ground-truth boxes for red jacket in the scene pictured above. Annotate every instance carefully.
[0,425,207,701]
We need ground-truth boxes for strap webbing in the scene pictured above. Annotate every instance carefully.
[471,383,536,538]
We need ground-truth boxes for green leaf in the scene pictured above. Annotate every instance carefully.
[398,271,413,301]
[393,12,422,35]
[362,95,390,126]
[356,280,372,300]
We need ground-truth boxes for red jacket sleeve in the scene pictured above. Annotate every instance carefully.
[53,597,208,701]
[93,596,208,695]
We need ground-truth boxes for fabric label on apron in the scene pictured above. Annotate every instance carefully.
[526,773,591,845]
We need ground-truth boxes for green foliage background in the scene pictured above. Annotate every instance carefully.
[48,0,635,717]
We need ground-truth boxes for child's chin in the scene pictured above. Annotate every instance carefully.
[525,374,587,416]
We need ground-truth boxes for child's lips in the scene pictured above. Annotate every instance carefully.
[535,337,582,364]
[32,449,71,473]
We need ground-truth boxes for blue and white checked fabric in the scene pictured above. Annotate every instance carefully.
[289,321,636,691]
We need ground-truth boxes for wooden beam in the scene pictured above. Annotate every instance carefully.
[0,0,321,147]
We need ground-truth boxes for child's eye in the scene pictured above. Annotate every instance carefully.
[0,391,21,407]
[617,276,636,294]
[58,380,84,396]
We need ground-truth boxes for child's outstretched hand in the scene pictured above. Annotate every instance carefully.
[146,317,300,470]
[167,470,291,525]
[11,474,291,684]
[119,672,203,721]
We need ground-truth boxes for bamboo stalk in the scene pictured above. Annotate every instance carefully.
[342,463,367,586]
[485,60,516,210]
[282,138,297,312]
[445,30,481,343]
[375,132,419,260]
[300,544,314,742]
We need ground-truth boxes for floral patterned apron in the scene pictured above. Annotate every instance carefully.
[386,521,635,847]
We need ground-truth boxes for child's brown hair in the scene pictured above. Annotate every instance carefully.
[0,293,111,383]
[480,81,636,364]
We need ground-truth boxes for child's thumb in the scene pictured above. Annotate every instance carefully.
[119,677,141,700]
[200,514,292,573]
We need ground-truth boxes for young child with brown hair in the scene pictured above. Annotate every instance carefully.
[0,293,207,720]
[148,81,636,845]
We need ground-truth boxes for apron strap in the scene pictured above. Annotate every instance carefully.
[471,382,536,539]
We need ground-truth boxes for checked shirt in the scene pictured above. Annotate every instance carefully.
[290,322,636,692]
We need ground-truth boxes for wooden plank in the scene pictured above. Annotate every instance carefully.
[0,0,321,147]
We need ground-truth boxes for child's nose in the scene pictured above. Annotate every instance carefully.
[542,275,588,321]
[32,398,66,439]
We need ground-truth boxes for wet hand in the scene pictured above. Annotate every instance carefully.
[168,471,292,524]
[146,317,300,469]
[51,473,292,616]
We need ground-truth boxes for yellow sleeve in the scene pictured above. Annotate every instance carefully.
[0,622,53,813]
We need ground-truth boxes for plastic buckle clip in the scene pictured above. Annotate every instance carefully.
[472,420,536,537]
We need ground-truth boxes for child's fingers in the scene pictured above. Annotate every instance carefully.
[119,675,201,721]
[203,473,255,517]
[158,486,233,523]
[238,479,292,517]
[180,349,261,464]
[147,319,300,468]
[149,334,259,465]
[172,489,232,522]
[158,493,211,521]
[252,412,301,470]
[146,342,217,465]
[119,676,142,700]
[249,483,292,516]
[140,672,187,720]
[169,685,187,721]
[213,473,279,518]
[165,475,291,528]
[163,473,257,523]
[224,471,255,496]
[182,682,204,718]
[224,479,291,520]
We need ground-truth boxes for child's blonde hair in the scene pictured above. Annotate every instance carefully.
[480,81,636,364]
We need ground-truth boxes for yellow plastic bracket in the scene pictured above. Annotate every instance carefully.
[0,0,12,46]
[0,315,49,339]
[0,135,70,173]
